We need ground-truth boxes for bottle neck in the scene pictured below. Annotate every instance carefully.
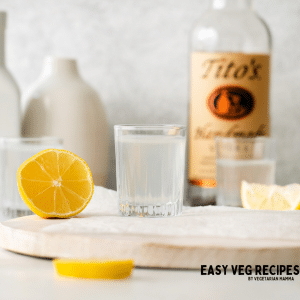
[42,57,79,78]
[212,0,252,10]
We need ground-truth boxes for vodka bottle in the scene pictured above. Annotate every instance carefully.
[22,57,109,186]
[0,12,20,137]
[187,0,271,205]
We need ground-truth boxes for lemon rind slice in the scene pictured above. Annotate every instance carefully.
[54,259,134,279]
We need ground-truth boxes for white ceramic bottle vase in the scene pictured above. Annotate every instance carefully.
[22,57,109,186]
[0,12,20,137]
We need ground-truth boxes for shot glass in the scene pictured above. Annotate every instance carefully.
[215,137,276,207]
[115,125,186,217]
[1,137,63,218]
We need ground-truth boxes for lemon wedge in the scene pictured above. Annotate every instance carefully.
[241,181,300,210]
[54,259,134,279]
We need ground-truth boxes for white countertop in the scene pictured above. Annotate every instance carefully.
[0,246,300,300]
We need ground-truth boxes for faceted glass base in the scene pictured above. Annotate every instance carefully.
[2,208,33,219]
[186,185,216,206]
[119,201,182,217]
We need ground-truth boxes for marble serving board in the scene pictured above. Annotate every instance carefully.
[1,186,300,269]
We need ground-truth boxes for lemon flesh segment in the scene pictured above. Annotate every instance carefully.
[53,259,134,279]
[241,181,300,211]
[17,149,94,219]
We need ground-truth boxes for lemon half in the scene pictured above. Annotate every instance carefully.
[17,149,94,218]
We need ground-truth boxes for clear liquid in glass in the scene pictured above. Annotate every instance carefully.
[117,134,186,217]
[216,158,275,207]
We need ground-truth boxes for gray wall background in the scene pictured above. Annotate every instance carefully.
[1,0,299,188]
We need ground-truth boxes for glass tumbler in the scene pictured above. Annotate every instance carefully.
[115,125,186,217]
[215,137,276,207]
[1,137,63,218]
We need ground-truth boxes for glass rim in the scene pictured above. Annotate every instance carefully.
[0,136,63,144]
[214,136,275,143]
[114,124,186,130]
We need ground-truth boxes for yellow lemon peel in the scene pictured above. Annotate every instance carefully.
[54,259,134,279]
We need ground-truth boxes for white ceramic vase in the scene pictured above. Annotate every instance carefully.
[0,12,20,137]
[22,57,109,186]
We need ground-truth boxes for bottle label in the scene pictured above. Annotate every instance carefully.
[188,52,270,186]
